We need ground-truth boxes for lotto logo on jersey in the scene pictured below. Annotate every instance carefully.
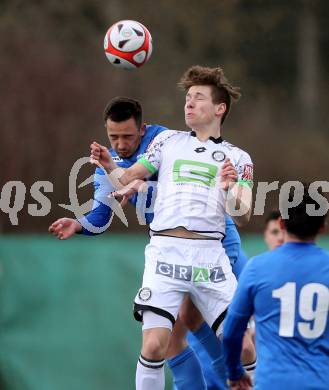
[112,156,123,163]
[173,159,218,187]
[155,261,226,283]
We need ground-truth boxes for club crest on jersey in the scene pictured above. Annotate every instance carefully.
[138,287,152,301]
[212,151,226,162]
[242,164,253,181]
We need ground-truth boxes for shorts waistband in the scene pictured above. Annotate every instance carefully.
[150,235,223,248]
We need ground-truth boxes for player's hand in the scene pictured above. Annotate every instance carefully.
[111,179,148,207]
[227,372,252,390]
[90,141,113,171]
[48,218,82,240]
[220,158,238,191]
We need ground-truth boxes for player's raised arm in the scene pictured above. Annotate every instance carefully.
[221,157,253,227]
[90,141,117,171]
[111,130,178,198]
[90,140,151,185]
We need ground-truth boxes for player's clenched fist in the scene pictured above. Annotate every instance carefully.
[227,372,252,390]
[220,158,238,191]
[48,218,82,240]
[90,141,113,171]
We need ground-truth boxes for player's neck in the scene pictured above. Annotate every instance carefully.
[193,125,221,142]
[284,232,316,244]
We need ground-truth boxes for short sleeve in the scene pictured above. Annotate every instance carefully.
[236,151,253,189]
[137,130,178,174]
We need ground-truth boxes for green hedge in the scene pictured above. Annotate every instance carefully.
[0,234,328,389]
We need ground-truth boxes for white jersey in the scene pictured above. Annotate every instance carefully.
[137,130,253,239]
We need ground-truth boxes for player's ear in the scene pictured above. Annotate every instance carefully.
[279,217,285,231]
[140,123,146,136]
[215,103,226,117]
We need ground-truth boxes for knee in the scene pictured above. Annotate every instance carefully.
[142,331,171,360]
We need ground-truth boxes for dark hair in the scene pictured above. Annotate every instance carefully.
[265,210,281,226]
[281,189,327,239]
[103,97,143,129]
[179,65,241,124]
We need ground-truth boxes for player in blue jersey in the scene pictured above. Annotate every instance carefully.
[49,97,165,237]
[264,210,284,250]
[49,96,255,389]
[223,189,329,390]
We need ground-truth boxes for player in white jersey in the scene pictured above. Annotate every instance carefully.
[137,129,252,238]
[90,65,253,390]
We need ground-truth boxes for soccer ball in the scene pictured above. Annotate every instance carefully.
[104,20,153,69]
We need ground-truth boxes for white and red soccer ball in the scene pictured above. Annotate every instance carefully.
[104,20,153,69]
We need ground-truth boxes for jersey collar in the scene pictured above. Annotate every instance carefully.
[190,131,223,144]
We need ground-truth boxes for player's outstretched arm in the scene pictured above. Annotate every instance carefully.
[48,218,82,240]
[119,163,151,185]
[220,159,252,227]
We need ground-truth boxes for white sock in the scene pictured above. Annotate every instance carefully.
[136,355,165,390]
[243,359,256,385]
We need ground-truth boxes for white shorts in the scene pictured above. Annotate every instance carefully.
[134,235,237,332]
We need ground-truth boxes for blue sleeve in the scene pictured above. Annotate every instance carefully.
[78,167,114,236]
[232,249,248,280]
[78,203,113,236]
[223,217,241,266]
[223,261,255,380]
[223,312,249,380]
[229,260,255,318]
[128,182,156,225]
[149,124,168,138]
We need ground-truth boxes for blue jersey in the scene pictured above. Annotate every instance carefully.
[223,242,329,389]
[79,124,166,234]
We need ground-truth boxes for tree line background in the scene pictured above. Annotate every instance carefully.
[1,0,328,233]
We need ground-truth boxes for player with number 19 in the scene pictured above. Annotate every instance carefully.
[223,189,329,390]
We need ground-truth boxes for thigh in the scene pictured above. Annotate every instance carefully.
[134,239,189,324]
[166,315,189,359]
[190,248,237,331]
[179,295,204,332]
